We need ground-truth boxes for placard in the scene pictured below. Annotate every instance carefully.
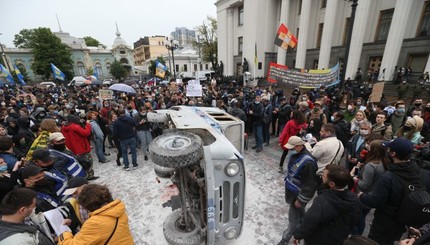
[186,80,203,97]
[99,89,113,101]
[369,82,385,103]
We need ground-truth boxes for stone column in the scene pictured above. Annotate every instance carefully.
[318,0,338,69]
[378,0,415,81]
[295,0,312,69]
[277,0,290,65]
[226,8,234,76]
[425,55,430,74]
[344,0,372,80]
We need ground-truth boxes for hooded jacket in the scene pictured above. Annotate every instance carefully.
[294,189,360,245]
[62,122,92,155]
[112,115,137,140]
[58,199,134,245]
[0,219,55,245]
[279,119,307,150]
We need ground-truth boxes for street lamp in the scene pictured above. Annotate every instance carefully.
[0,33,13,73]
[197,35,202,71]
[165,38,179,79]
[340,0,358,89]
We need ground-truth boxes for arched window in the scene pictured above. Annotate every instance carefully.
[77,62,85,76]
[106,63,111,74]
[95,63,103,77]
[120,58,128,64]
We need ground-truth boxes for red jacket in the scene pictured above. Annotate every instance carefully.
[279,120,307,150]
[62,122,92,155]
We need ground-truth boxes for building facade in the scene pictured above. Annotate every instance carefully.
[216,0,430,81]
[170,27,196,48]
[133,36,169,66]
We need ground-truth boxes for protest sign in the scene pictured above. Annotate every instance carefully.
[99,89,113,100]
[186,80,203,97]
[369,82,385,103]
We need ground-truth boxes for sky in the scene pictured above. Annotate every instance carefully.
[0,0,217,48]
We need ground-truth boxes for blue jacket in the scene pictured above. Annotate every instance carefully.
[113,115,137,140]
[0,152,18,171]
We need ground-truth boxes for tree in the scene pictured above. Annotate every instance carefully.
[25,28,74,80]
[194,16,218,71]
[110,60,126,81]
[13,29,35,48]
[83,36,106,48]
[86,66,94,76]
[11,64,30,83]
[148,57,170,78]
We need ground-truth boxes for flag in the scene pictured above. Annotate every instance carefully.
[254,42,258,65]
[93,66,99,79]
[274,23,298,50]
[155,61,167,78]
[0,64,15,84]
[51,63,66,81]
[13,64,26,85]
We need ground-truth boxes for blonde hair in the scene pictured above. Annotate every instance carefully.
[40,118,60,132]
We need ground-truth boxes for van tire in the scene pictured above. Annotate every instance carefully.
[154,165,175,178]
[163,210,204,245]
[149,131,203,168]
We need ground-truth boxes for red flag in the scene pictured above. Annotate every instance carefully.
[274,24,298,50]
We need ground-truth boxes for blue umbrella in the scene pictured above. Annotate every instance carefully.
[109,83,136,94]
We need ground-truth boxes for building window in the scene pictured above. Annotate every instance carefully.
[77,62,85,76]
[258,62,262,70]
[298,0,302,14]
[238,36,243,55]
[95,63,103,76]
[343,18,351,45]
[417,1,430,36]
[296,28,300,41]
[407,53,428,73]
[205,64,209,70]
[313,60,319,69]
[238,5,244,26]
[184,64,188,72]
[317,23,324,48]
[106,63,111,74]
[321,0,327,8]
[194,64,198,71]
[200,64,203,70]
[375,9,394,41]
[175,64,179,72]
[120,58,129,64]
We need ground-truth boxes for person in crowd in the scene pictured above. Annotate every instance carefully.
[305,118,322,142]
[278,110,307,173]
[371,112,393,141]
[262,96,272,146]
[113,108,138,171]
[347,120,372,172]
[0,157,21,202]
[249,95,264,152]
[359,138,430,245]
[134,105,152,161]
[61,176,89,233]
[408,98,424,116]
[332,111,352,148]
[0,188,55,244]
[0,124,7,137]
[343,236,379,245]
[275,97,291,137]
[344,101,357,122]
[396,80,409,100]
[0,136,20,171]
[396,115,424,145]
[26,118,61,160]
[307,100,327,124]
[277,136,317,245]
[298,101,310,118]
[16,116,36,151]
[58,184,134,245]
[229,100,247,123]
[109,112,122,166]
[87,111,108,163]
[62,115,97,180]
[388,100,407,134]
[6,116,19,136]
[350,110,367,137]
[291,164,360,245]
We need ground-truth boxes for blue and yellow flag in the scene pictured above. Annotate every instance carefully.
[13,64,26,85]
[155,61,167,79]
[51,63,66,81]
[0,64,15,84]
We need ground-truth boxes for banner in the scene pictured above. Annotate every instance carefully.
[155,61,167,78]
[274,23,298,50]
[51,63,66,81]
[186,80,203,97]
[267,62,340,88]
[98,89,114,101]
[369,82,385,103]
[14,64,26,85]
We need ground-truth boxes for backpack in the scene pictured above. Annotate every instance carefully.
[391,172,430,227]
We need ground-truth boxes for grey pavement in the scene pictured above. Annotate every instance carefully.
[89,135,364,245]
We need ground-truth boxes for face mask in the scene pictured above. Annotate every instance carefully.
[397,108,405,114]
[360,130,369,136]
[302,97,307,101]
[347,105,353,111]
[127,107,132,110]
[414,103,422,107]
[140,112,146,116]
[255,101,260,104]
[1,102,5,106]
[35,177,48,187]
[357,102,362,106]
[331,116,336,122]
[91,102,96,105]
[52,143,66,151]
[148,98,152,102]
[289,149,297,155]
[0,165,7,173]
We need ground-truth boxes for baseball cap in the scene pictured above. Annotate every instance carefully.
[382,137,413,156]
[49,132,65,142]
[21,165,44,179]
[63,177,88,196]
[32,149,52,162]
[284,136,306,150]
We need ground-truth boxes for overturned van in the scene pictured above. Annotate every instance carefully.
[148,106,245,245]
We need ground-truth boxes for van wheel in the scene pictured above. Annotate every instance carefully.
[154,165,175,178]
[149,131,203,168]
[163,210,204,245]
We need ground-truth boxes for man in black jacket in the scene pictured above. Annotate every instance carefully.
[359,137,430,245]
[292,164,360,245]
[332,111,350,148]
[112,108,138,171]
[277,136,317,245]
[249,95,264,152]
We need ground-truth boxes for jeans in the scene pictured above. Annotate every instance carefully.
[120,137,138,168]
[253,124,263,148]
[282,203,305,242]
[137,130,152,157]
[93,138,107,162]
[263,122,270,143]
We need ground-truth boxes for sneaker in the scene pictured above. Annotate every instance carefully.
[124,167,130,171]
[144,156,148,161]
[278,166,283,173]
[256,147,262,153]
[104,152,111,156]
[133,165,138,170]
[264,142,270,146]
[86,176,100,181]
[116,159,121,166]
[99,160,108,163]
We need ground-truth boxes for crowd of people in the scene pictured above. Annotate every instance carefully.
[0,77,429,244]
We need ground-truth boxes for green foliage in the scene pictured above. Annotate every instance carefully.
[110,60,126,81]
[83,36,106,48]
[194,16,218,70]
[148,57,170,78]
[27,27,74,80]
[11,64,30,83]
[13,29,35,48]
[87,66,94,76]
